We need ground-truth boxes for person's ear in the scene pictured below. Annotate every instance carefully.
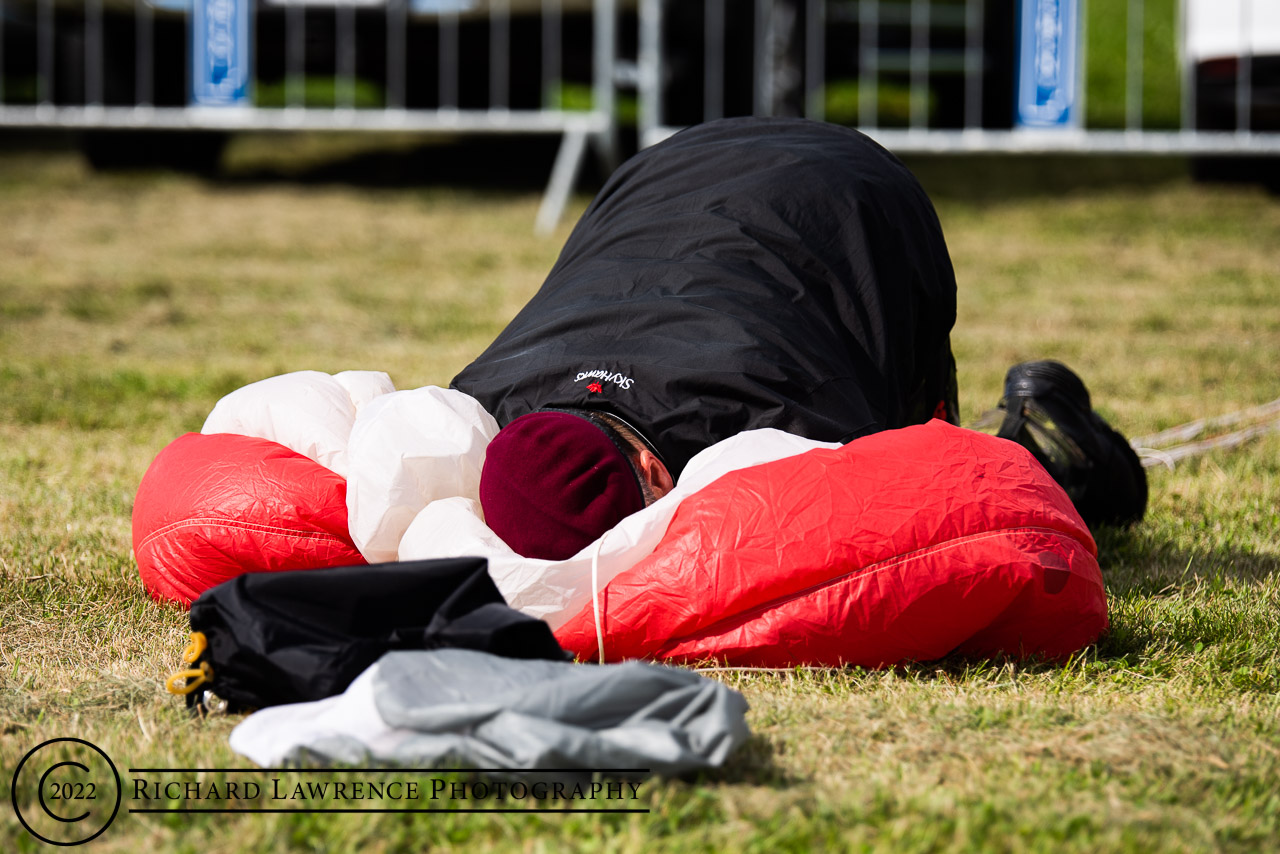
[638,449,674,499]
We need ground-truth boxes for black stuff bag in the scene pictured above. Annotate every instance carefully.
[166,557,568,712]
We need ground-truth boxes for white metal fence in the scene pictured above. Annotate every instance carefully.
[0,0,619,231]
[1,0,1278,228]
[638,0,1280,155]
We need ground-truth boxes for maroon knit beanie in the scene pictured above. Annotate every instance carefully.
[480,411,645,561]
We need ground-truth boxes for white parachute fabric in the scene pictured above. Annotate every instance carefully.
[201,370,395,479]
[333,370,397,414]
[345,387,499,564]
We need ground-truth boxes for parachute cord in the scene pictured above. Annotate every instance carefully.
[1130,396,1280,449]
[1131,400,1280,469]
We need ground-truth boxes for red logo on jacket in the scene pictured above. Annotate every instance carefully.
[587,383,604,394]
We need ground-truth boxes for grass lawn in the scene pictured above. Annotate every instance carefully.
[1,136,1278,852]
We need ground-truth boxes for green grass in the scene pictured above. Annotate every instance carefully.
[1085,0,1182,130]
[254,77,388,110]
[823,79,933,129]
[2,139,1279,852]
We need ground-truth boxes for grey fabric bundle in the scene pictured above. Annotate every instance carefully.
[230,648,750,779]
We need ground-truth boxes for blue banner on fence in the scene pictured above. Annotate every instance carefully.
[1015,0,1081,128]
[190,0,252,106]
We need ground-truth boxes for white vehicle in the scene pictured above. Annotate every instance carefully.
[1185,0,1280,131]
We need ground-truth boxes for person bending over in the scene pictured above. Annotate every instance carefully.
[451,117,1144,561]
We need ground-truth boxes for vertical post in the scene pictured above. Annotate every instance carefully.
[964,0,984,130]
[440,9,459,110]
[287,0,305,108]
[593,0,617,167]
[543,0,562,108]
[1078,0,1088,126]
[754,0,773,116]
[705,0,725,122]
[1236,0,1251,132]
[859,0,879,129]
[909,0,930,129]
[0,2,6,105]
[86,0,103,106]
[639,0,661,140]
[137,0,154,106]
[387,0,406,109]
[536,126,587,235]
[337,2,356,110]
[491,0,510,110]
[1125,0,1144,130]
[38,0,53,107]
[805,0,825,120]
[1179,0,1194,131]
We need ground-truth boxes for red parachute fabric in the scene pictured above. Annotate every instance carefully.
[556,420,1107,666]
[133,432,366,607]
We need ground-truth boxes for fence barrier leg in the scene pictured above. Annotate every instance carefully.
[536,126,589,236]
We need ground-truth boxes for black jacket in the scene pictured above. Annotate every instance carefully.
[452,117,957,477]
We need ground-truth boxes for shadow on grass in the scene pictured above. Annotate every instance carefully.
[691,733,796,788]
[220,133,612,194]
[0,128,616,196]
[2,128,1204,202]
[806,523,1280,692]
[1087,525,1278,689]
[225,147,1199,203]
[1094,524,1280,595]
[901,154,1193,205]
[0,130,80,153]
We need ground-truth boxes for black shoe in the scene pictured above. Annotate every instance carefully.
[996,360,1147,527]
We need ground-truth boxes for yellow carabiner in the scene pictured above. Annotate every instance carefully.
[165,660,213,695]
[182,631,208,664]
